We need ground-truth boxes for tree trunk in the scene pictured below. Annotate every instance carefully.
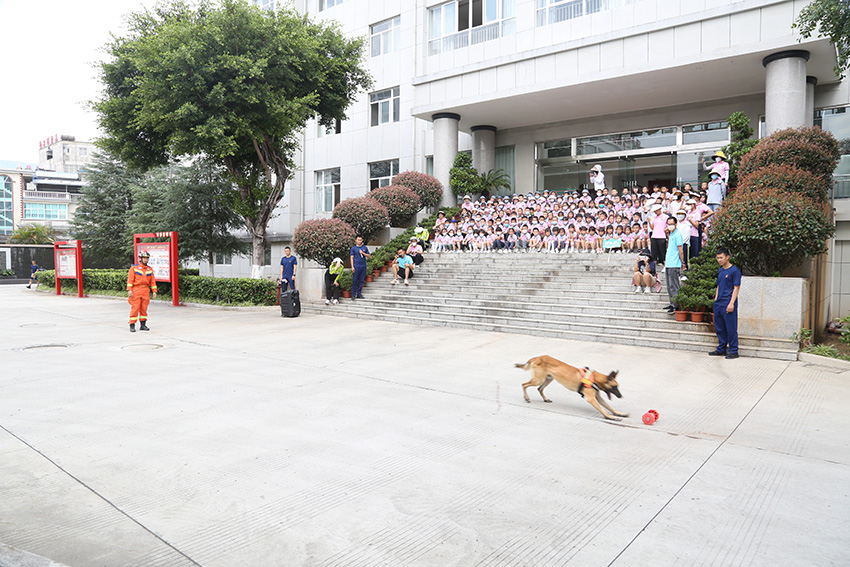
[208,251,215,278]
[251,227,266,279]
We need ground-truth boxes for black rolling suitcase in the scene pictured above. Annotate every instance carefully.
[280,289,301,317]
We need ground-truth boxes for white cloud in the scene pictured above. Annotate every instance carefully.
[0,0,155,162]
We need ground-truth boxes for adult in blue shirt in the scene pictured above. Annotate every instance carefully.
[709,247,742,359]
[391,247,415,285]
[279,247,297,291]
[662,216,685,313]
[349,235,370,299]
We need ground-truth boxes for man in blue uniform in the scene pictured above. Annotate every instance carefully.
[349,235,370,300]
[279,247,297,291]
[709,247,741,359]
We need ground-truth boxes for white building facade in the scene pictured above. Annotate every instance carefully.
[221,0,849,316]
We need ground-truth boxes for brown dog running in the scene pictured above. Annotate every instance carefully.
[515,355,628,421]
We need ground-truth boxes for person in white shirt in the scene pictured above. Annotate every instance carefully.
[589,164,605,194]
[674,209,692,268]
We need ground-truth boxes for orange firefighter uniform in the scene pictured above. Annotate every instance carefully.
[127,262,157,326]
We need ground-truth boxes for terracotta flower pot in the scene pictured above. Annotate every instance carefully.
[674,310,689,322]
[689,311,705,322]
[372,271,380,278]
[343,291,352,298]
[365,276,373,283]
[380,266,388,272]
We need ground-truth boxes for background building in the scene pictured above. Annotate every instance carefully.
[222,0,849,319]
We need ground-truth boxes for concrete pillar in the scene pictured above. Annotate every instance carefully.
[432,112,460,208]
[762,50,809,135]
[471,125,497,174]
[805,76,817,127]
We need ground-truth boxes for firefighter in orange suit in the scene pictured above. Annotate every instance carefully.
[127,251,157,332]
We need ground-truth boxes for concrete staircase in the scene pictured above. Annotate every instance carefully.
[309,251,798,360]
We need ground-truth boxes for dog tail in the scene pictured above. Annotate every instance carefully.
[515,361,531,370]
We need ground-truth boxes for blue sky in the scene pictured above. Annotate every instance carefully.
[0,0,155,163]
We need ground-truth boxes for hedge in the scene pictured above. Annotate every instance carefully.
[292,218,357,268]
[710,188,834,276]
[737,128,840,181]
[738,164,832,204]
[369,185,422,226]
[332,197,389,242]
[392,171,443,209]
[36,269,277,305]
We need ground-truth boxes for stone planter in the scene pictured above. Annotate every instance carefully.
[738,276,809,340]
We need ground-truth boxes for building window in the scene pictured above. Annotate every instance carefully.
[215,252,232,265]
[369,160,400,190]
[317,118,342,137]
[319,0,341,10]
[425,156,434,176]
[495,146,515,193]
[370,87,400,126]
[429,0,515,55]
[815,106,850,177]
[539,139,573,159]
[576,128,677,156]
[0,175,12,235]
[371,16,400,57]
[316,168,341,213]
[682,121,729,145]
[264,245,272,266]
[255,0,276,10]
[537,0,612,26]
[23,203,67,220]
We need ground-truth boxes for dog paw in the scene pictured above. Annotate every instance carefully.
[606,416,623,421]
[524,399,530,403]
[618,413,630,418]
[544,399,552,403]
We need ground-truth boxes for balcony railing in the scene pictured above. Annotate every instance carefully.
[538,0,641,26]
[24,191,78,201]
[832,177,850,200]
[429,17,516,55]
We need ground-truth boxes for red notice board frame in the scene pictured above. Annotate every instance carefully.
[133,231,180,306]
[53,240,83,298]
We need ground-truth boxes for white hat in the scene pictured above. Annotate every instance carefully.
[463,195,471,200]
[646,198,656,206]
[414,227,424,233]
[686,198,697,204]
[590,165,602,173]
[332,257,342,264]
[409,236,418,241]
[651,204,662,212]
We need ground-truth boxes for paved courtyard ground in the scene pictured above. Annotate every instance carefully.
[1,285,848,567]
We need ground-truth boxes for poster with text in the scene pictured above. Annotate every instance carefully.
[139,243,171,281]
[56,249,77,278]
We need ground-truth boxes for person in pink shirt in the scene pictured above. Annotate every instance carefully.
[648,203,669,264]
[703,150,730,184]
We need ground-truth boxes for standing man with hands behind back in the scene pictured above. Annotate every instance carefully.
[710,247,741,359]
[279,246,297,291]
[127,250,157,333]
[349,235,370,300]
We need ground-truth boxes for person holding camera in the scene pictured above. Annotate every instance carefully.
[632,250,657,294]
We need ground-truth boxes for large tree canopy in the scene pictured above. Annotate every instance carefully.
[93,0,371,275]
[794,0,850,80]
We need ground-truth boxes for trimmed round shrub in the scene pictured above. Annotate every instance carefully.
[369,185,422,226]
[392,171,443,209]
[738,128,840,180]
[710,187,834,276]
[765,126,841,161]
[738,164,832,204]
[332,197,389,243]
[293,218,357,268]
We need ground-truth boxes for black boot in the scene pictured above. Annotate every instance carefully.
[129,324,136,333]
[139,322,150,331]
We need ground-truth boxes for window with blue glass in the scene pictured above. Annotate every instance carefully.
[0,176,12,235]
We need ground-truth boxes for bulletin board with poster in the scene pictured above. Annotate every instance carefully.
[53,240,83,298]
[133,232,180,306]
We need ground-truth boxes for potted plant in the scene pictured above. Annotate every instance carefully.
[672,292,691,322]
[338,270,353,298]
[689,295,706,322]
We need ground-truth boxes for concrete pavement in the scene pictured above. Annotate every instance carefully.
[1,285,848,566]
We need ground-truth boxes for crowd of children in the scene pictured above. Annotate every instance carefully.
[430,183,715,261]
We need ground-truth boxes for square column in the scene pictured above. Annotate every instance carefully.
[762,50,809,135]
[432,112,460,208]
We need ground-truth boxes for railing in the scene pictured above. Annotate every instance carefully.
[832,177,850,199]
[24,191,78,200]
[539,0,642,26]
[429,17,515,55]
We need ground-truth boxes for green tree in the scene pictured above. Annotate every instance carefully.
[92,0,371,277]
[129,160,249,275]
[71,152,140,266]
[8,224,58,244]
[478,169,512,198]
[794,0,850,80]
[720,111,758,187]
[449,152,481,197]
